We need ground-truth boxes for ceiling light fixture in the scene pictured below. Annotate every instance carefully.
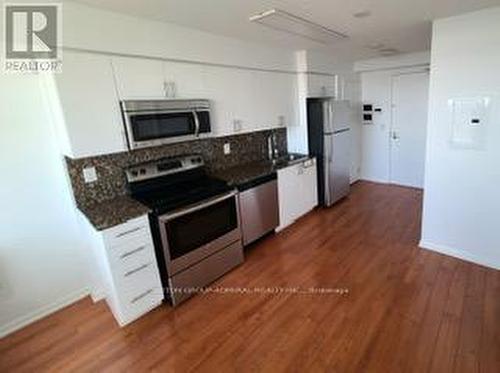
[249,9,348,44]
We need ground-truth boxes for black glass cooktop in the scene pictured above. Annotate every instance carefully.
[131,174,232,215]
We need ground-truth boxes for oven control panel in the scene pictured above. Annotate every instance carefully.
[126,155,204,183]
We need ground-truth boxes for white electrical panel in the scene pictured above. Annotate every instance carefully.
[448,97,489,149]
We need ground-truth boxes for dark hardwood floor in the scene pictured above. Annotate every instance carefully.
[1,181,499,372]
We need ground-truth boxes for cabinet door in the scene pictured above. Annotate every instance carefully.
[277,160,318,230]
[307,74,336,97]
[236,70,260,133]
[277,163,302,229]
[202,66,238,136]
[53,51,126,157]
[163,61,205,98]
[112,57,165,99]
[299,159,318,213]
[257,71,297,130]
[256,71,279,130]
[275,73,298,128]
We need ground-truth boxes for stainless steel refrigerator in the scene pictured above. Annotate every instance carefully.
[307,98,351,206]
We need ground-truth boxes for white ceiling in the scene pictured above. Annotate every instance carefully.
[70,0,500,60]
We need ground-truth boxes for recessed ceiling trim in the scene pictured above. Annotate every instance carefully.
[249,9,348,45]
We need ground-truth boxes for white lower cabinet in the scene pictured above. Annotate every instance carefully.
[87,215,163,326]
[277,158,318,230]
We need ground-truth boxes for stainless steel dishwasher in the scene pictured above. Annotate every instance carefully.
[238,173,279,246]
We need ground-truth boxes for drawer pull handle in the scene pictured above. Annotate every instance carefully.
[124,263,150,277]
[120,246,146,259]
[116,226,143,238]
[131,288,153,304]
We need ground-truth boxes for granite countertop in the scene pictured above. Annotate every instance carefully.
[79,153,311,230]
[78,195,151,231]
[213,153,310,187]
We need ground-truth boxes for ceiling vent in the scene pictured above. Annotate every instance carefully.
[249,9,348,44]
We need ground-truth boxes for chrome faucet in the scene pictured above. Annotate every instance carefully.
[267,132,279,162]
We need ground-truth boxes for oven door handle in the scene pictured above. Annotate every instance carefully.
[193,111,200,137]
[158,190,237,222]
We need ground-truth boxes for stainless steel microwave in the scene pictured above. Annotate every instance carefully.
[120,99,211,150]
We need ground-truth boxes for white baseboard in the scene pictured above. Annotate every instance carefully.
[419,240,500,271]
[0,287,90,338]
[359,176,390,184]
[90,287,106,303]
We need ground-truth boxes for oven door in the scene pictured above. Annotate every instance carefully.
[124,110,200,149]
[158,191,241,275]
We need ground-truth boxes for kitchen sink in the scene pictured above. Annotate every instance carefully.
[272,153,308,167]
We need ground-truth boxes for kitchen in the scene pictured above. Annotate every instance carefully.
[2,1,500,371]
[61,61,349,322]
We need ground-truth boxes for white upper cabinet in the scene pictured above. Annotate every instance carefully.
[113,58,207,100]
[233,70,260,133]
[202,66,238,136]
[46,52,300,158]
[50,51,127,158]
[256,71,297,130]
[204,67,297,135]
[112,57,166,99]
[163,61,205,99]
[307,74,337,98]
[203,66,262,136]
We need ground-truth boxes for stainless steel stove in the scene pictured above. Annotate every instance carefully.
[126,155,244,306]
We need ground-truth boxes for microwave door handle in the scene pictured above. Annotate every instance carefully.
[193,111,200,136]
[159,191,237,222]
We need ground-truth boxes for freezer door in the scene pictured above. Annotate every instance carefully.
[324,130,351,206]
[322,99,334,134]
[331,100,351,133]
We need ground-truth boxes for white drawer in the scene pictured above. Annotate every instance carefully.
[107,231,154,259]
[114,262,163,324]
[103,215,150,248]
[115,259,162,298]
[109,244,156,274]
[118,285,163,325]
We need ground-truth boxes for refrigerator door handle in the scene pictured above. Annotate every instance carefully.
[322,101,330,133]
[323,135,332,205]
[328,101,334,132]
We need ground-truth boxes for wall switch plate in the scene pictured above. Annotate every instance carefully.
[278,115,285,127]
[83,166,98,183]
[223,143,231,155]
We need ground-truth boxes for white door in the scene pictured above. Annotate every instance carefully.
[390,72,429,188]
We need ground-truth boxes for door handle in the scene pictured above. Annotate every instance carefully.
[391,131,400,140]
[193,111,200,137]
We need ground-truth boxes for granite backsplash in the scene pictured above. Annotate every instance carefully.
[66,128,287,209]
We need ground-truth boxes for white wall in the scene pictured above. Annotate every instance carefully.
[0,74,89,337]
[421,7,500,270]
[356,52,430,183]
